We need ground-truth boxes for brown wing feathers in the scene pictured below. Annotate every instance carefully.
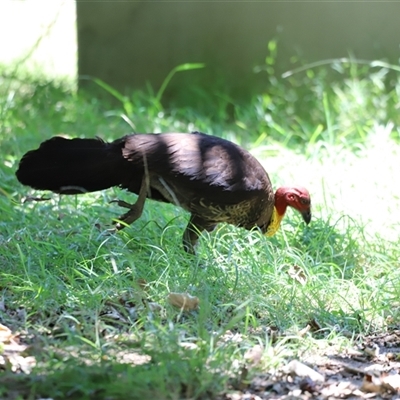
[120,132,270,202]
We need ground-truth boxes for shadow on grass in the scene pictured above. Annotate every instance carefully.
[0,339,232,400]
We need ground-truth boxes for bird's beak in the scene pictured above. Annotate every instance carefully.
[301,209,312,225]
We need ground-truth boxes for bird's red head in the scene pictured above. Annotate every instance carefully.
[274,186,311,224]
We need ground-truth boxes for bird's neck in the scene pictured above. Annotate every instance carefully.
[265,207,285,236]
[264,191,287,237]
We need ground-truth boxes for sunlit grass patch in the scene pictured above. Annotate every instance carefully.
[1,61,400,398]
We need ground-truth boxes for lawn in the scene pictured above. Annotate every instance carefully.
[1,59,400,399]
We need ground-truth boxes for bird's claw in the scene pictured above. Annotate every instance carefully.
[113,208,142,230]
[109,198,142,229]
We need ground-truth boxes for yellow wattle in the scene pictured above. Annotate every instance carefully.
[265,207,284,237]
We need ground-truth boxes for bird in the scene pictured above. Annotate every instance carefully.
[16,131,311,253]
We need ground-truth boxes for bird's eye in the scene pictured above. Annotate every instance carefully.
[300,198,310,205]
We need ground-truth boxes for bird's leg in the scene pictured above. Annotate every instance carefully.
[183,215,216,254]
[112,177,148,230]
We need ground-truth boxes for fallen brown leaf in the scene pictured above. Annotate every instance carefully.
[298,324,311,337]
[287,265,307,285]
[360,372,398,395]
[137,278,148,290]
[168,292,199,311]
[307,318,322,332]
[0,323,13,343]
[285,360,325,383]
[244,344,264,367]
[360,374,384,394]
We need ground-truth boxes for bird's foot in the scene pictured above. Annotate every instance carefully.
[109,199,140,230]
[114,208,143,230]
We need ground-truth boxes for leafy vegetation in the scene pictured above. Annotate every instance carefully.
[0,56,399,399]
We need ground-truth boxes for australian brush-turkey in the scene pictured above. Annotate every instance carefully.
[16,132,311,252]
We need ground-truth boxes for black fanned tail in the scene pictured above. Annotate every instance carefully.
[16,136,131,194]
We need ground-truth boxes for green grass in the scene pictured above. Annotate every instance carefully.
[1,60,400,399]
